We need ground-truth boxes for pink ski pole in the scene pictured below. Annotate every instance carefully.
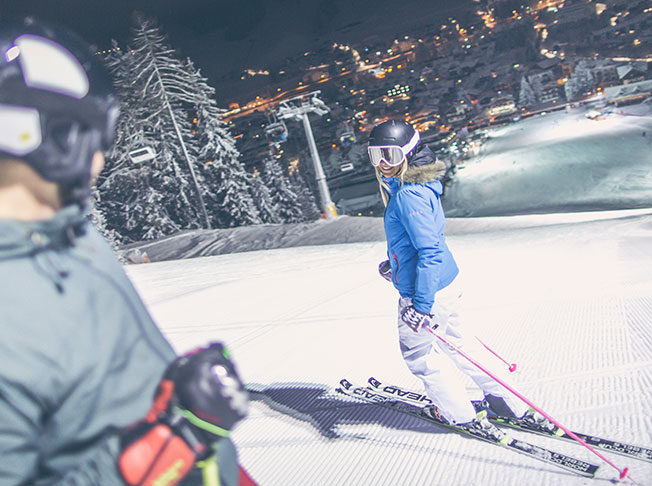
[426,327,632,481]
[476,336,517,373]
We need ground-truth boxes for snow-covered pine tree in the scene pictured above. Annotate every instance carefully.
[89,188,123,253]
[185,60,262,227]
[98,19,213,241]
[564,60,595,102]
[290,171,321,221]
[98,40,184,242]
[261,158,305,223]
[518,76,537,108]
[249,167,281,223]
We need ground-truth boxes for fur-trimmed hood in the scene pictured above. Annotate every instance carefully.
[403,145,447,184]
[403,161,447,184]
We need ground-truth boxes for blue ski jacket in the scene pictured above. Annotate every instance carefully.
[383,147,459,314]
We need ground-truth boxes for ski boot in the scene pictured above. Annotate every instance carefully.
[421,404,445,421]
[460,410,511,444]
[520,408,561,435]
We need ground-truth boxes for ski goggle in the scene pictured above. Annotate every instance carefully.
[367,146,406,167]
[367,130,420,167]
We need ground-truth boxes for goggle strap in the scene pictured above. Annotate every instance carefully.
[403,130,420,155]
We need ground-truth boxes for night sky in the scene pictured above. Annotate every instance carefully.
[1,0,475,99]
[0,1,252,47]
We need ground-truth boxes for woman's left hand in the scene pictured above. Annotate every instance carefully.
[401,306,437,333]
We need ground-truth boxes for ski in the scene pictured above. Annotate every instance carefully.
[368,376,652,464]
[337,378,599,478]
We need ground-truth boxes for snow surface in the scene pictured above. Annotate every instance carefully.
[444,105,652,217]
[125,208,652,486]
[123,107,652,485]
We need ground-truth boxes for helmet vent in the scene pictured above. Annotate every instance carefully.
[15,34,89,99]
[0,104,41,156]
[5,45,20,62]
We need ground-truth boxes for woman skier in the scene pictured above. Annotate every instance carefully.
[369,119,551,439]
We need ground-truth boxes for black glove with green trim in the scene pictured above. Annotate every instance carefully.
[118,342,249,485]
[164,342,249,454]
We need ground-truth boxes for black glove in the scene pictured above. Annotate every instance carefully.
[118,342,249,486]
[164,342,249,447]
[401,305,436,333]
[378,260,392,282]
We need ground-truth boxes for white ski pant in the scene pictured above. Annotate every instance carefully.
[397,277,529,424]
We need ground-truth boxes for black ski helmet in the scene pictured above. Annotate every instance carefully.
[368,120,420,163]
[0,18,119,206]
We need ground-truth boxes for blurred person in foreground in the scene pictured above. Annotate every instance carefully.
[369,119,556,439]
[0,18,255,486]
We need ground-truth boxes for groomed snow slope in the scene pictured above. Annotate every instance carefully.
[126,209,652,486]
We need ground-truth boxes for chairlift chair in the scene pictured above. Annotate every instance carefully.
[340,162,354,172]
[128,146,156,163]
[265,120,288,145]
[339,130,356,147]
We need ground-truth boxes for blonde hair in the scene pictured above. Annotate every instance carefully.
[375,160,408,207]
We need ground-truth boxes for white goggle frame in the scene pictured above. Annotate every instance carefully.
[367,130,420,167]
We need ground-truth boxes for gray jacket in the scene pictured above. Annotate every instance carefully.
[0,206,177,485]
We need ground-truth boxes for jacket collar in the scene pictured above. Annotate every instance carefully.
[0,205,87,260]
[403,162,447,184]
